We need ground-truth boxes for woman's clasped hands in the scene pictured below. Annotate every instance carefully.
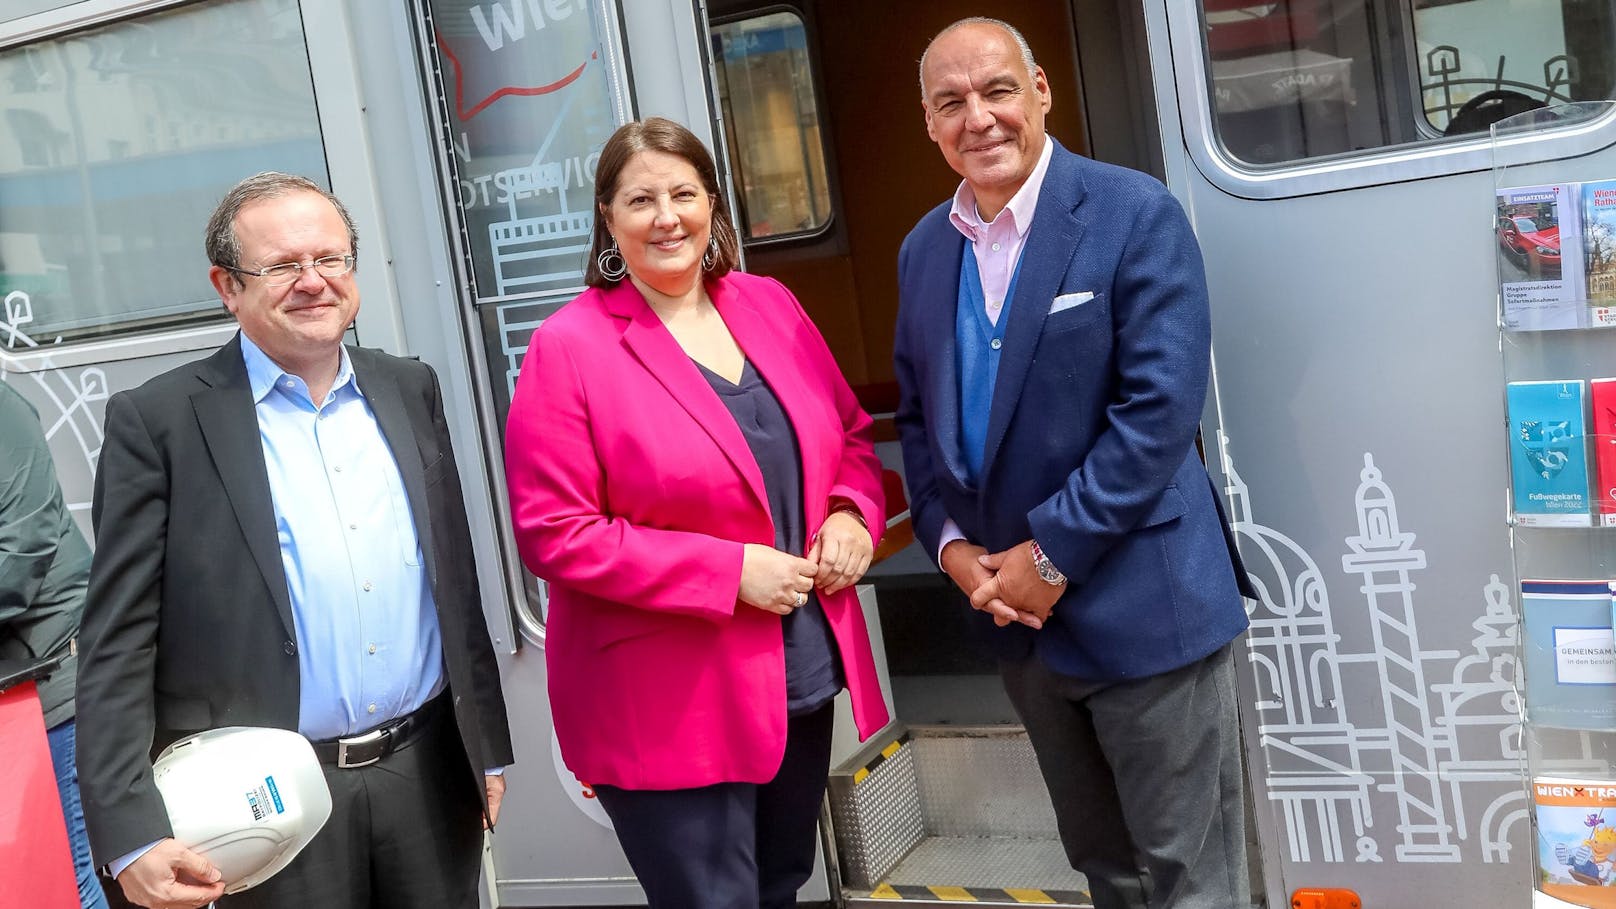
[739,508,873,614]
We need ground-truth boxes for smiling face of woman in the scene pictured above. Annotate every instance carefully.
[602,149,714,299]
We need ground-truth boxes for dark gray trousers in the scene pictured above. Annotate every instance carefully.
[1000,643,1249,909]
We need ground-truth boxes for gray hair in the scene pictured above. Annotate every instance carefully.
[205,172,359,277]
[918,17,1038,99]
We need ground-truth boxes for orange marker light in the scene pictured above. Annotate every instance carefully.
[1291,888,1362,909]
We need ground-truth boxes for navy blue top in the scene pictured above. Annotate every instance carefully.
[697,359,843,715]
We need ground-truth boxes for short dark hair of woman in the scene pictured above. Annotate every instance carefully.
[584,117,742,288]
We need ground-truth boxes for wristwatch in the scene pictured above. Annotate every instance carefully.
[1030,539,1066,586]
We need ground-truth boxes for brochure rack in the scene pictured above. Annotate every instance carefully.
[1492,102,1616,909]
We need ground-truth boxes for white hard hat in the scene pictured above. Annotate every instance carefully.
[153,727,332,894]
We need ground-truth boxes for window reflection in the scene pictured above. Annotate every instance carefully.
[424,0,615,305]
[1414,0,1574,134]
[712,12,833,240]
[0,0,327,344]
[1203,0,1368,164]
[1200,0,1616,167]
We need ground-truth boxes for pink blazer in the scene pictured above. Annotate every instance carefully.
[505,271,889,790]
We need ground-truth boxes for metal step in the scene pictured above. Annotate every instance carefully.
[828,725,1093,908]
[841,834,1093,907]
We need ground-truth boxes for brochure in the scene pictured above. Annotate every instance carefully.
[1591,379,1616,526]
[1519,580,1616,731]
[1585,180,1616,325]
[1499,183,1585,330]
[1508,380,1592,527]
[1536,775,1616,907]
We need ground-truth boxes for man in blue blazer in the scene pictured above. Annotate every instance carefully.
[893,17,1255,909]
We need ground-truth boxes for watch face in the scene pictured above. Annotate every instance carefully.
[1031,542,1061,584]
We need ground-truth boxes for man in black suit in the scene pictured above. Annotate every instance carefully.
[76,172,514,909]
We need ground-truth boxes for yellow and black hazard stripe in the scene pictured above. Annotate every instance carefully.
[851,731,910,785]
[864,883,1089,903]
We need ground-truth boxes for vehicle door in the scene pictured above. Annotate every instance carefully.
[397,1,763,904]
[1145,0,1616,904]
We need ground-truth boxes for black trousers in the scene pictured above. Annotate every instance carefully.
[223,699,484,909]
[593,702,836,909]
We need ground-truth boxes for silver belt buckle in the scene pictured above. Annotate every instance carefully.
[336,726,388,768]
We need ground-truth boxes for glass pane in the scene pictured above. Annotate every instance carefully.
[0,0,326,345]
[425,0,619,304]
[423,0,628,643]
[1414,0,1577,133]
[712,12,832,240]
[1200,0,1616,167]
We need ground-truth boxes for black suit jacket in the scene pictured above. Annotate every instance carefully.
[76,335,514,866]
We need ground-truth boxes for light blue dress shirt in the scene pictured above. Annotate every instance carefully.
[241,334,445,742]
[110,337,455,878]
[107,337,509,878]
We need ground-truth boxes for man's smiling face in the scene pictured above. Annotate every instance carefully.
[921,22,1052,219]
[212,190,359,376]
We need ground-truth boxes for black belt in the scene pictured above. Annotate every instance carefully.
[311,693,444,769]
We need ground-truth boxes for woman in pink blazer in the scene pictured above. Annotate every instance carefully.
[504,118,888,908]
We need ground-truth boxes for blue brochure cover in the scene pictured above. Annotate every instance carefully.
[1508,380,1592,527]
[1521,580,1616,731]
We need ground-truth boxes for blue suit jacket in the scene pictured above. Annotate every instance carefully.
[893,139,1252,681]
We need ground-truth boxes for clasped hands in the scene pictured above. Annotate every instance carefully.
[739,509,873,614]
[942,539,1065,630]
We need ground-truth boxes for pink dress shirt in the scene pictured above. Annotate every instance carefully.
[938,134,1055,558]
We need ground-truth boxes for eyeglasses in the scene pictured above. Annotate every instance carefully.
[222,254,355,287]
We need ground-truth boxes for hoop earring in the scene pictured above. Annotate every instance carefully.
[701,235,719,272]
[597,240,627,281]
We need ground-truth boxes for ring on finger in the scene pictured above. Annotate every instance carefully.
[795,591,807,608]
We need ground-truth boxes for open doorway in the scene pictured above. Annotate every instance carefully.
[706,0,1097,396]
[703,0,1155,722]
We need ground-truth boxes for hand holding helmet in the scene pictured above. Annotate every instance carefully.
[116,727,332,907]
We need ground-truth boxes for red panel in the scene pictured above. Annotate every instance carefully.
[0,681,80,909]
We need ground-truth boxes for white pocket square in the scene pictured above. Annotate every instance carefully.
[1050,291,1095,314]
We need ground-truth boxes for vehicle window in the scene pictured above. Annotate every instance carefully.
[711,11,833,241]
[422,0,617,305]
[0,0,327,345]
[1200,0,1616,167]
